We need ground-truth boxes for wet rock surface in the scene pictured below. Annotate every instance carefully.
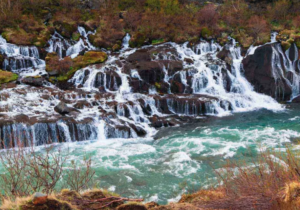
[243,43,299,101]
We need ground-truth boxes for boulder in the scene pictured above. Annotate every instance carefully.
[32,192,48,205]
[22,76,45,87]
[217,48,232,66]
[54,102,70,115]
[243,43,292,101]
[127,49,151,63]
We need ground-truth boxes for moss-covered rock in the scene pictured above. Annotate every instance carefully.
[73,51,107,68]
[72,32,81,41]
[0,70,18,84]
[117,202,147,210]
[52,18,77,39]
[48,51,107,82]
[129,32,148,48]
[201,27,213,40]
[281,41,292,51]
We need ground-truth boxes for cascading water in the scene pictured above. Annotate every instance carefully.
[0,30,286,149]
[0,35,45,73]
[47,26,96,59]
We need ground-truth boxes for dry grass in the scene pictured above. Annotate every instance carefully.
[0,196,32,210]
[177,148,300,209]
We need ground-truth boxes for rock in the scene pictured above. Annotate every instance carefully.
[292,95,300,103]
[184,58,194,65]
[145,201,159,209]
[32,192,48,205]
[243,43,292,100]
[54,102,70,115]
[95,70,122,91]
[217,47,232,65]
[0,70,18,84]
[117,203,147,210]
[161,60,183,76]
[22,76,45,87]
[127,49,151,63]
[170,73,186,93]
[136,61,164,84]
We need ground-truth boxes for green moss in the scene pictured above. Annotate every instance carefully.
[0,70,18,84]
[72,32,81,41]
[155,82,161,89]
[129,32,147,48]
[152,38,165,45]
[294,36,300,49]
[281,41,292,51]
[201,27,212,39]
[112,43,121,52]
[54,51,107,82]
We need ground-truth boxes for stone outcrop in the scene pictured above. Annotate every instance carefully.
[243,43,293,101]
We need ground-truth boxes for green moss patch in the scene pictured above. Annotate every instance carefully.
[0,70,18,84]
[48,51,107,82]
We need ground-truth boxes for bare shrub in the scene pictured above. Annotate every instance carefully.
[213,148,300,208]
[0,146,96,200]
[64,157,96,192]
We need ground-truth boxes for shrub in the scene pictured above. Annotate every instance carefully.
[0,146,96,200]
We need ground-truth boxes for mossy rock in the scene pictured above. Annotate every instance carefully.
[72,32,81,41]
[54,51,107,82]
[179,189,225,204]
[112,43,121,52]
[20,198,74,210]
[129,32,147,48]
[281,41,292,51]
[294,36,300,49]
[201,27,213,39]
[0,70,18,84]
[152,39,165,45]
[53,20,77,38]
[117,202,147,210]
[73,51,107,68]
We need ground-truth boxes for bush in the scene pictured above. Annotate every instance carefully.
[0,146,96,199]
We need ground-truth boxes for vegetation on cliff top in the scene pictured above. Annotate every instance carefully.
[1,0,300,50]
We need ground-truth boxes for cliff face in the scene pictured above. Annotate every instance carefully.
[243,42,300,101]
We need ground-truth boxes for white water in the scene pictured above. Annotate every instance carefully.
[0,35,45,73]
[47,26,96,59]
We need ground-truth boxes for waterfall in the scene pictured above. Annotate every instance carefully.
[122,33,131,50]
[0,30,287,148]
[0,35,45,74]
[47,26,96,59]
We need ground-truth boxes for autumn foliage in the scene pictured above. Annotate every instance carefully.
[1,0,300,48]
